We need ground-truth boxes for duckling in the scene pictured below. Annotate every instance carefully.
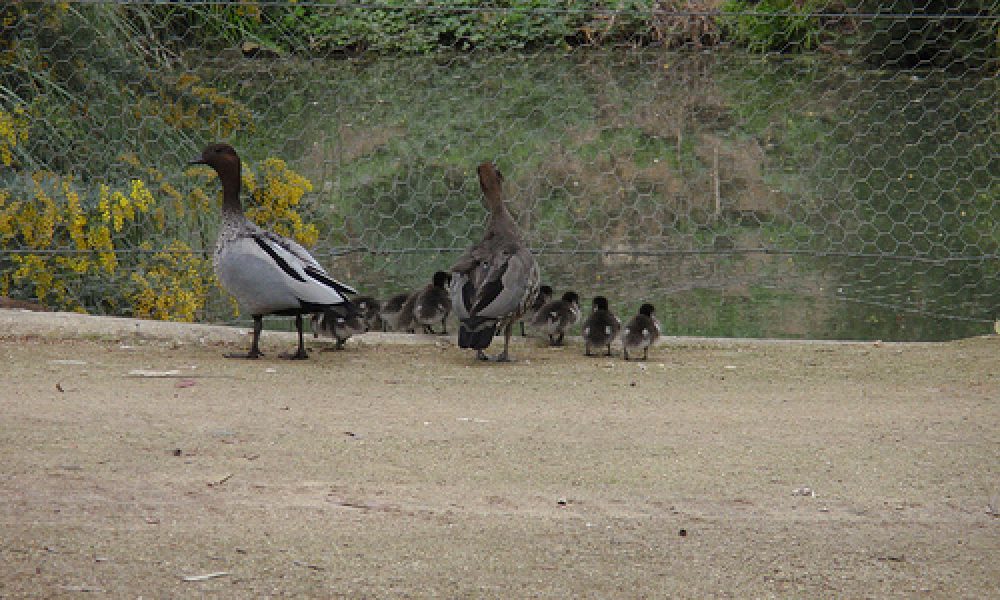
[519,284,553,336]
[622,303,661,361]
[450,162,539,362]
[530,290,581,346]
[190,143,356,359]
[352,295,382,332]
[380,292,412,332]
[311,307,366,350]
[409,271,452,334]
[582,295,621,357]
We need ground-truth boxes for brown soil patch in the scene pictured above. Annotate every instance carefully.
[1,313,997,597]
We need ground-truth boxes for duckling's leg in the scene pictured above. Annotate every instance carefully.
[519,321,526,337]
[476,349,490,361]
[643,346,649,360]
[624,346,630,361]
[281,314,310,360]
[440,316,448,335]
[605,342,612,357]
[226,315,264,359]
[585,341,592,357]
[494,322,513,362]
[555,331,565,346]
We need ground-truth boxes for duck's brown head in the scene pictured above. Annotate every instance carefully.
[190,143,240,174]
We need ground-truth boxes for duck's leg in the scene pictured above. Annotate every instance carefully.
[624,346,630,361]
[494,322,513,362]
[226,315,264,359]
[441,316,448,335]
[476,349,490,361]
[643,346,649,361]
[282,314,309,360]
[605,342,612,356]
[555,331,565,346]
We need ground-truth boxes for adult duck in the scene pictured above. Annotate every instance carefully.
[530,290,581,346]
[450,162,539,362]
[190,143,356,359]
[622,303,661,361]
[582,295,621,357]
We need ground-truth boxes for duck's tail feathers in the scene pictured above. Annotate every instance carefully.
[459,317,497,349]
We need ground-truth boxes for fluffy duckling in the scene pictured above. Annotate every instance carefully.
[380,292,413,332]
[352,295,382,331]
[408,271,452,334]
[622,303,661,361]
[190,143,356,359]
[530,290,581,346]
[520,284,553,336]
[582,295,621,357]
[311,308,366,350]
[450,162,539,362]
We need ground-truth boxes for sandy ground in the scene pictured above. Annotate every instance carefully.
[0,309,997,598]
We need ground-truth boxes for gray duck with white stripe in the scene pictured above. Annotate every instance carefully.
[191,143,357,359]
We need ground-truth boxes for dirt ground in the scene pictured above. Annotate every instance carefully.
[0,310,997,598]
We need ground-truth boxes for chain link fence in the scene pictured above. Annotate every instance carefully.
[1,2,997,340]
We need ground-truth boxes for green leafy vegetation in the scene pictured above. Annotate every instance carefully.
[1,2,996,339]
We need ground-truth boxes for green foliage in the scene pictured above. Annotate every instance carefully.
[719,0,828,52]
[858,0,998,71]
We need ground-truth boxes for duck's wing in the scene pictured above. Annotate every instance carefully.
[469,248,538,320]
[256,230,358,297]
[237,231,355,308]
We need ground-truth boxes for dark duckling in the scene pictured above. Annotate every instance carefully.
[380,292,413,332]
[352,295,382,332]
[530,290,581,346]
[311,307,366,350]
[581,295,621,357]
[410,271,452,334]
[520,284,553,336]
[622,303,661,361]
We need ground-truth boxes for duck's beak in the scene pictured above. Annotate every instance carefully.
[188,155,205,165]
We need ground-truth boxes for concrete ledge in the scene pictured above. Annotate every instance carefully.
[0,308,946,349]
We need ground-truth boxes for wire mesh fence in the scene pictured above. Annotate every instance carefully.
[1,2,997,340]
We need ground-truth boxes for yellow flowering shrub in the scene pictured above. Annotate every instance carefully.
[0,107,28,167]
[129,240,212,322]
[244,158,319,247]
[0,173,130,310]
[136,74,255,140]
[0,171,216,318]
